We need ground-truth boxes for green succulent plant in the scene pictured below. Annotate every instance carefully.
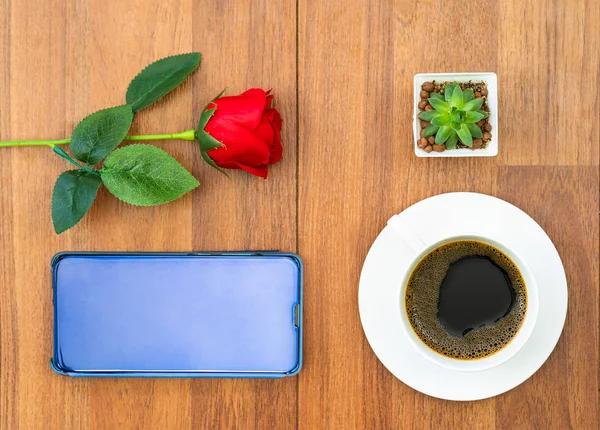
[419,83,489,149]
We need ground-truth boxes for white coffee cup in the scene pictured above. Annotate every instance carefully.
[389,215,539,372]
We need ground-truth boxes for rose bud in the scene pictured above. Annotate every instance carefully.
[197,88,283,178]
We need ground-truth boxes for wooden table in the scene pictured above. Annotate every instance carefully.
[0,1,598,429]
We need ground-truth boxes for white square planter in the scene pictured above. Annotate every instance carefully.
[413,72,498,157]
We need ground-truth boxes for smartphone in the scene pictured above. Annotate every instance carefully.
[51,252,302,378]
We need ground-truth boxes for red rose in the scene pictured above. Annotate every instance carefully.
[197,88,283,178]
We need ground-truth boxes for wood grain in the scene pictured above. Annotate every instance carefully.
[298,0,598,429]
[190,1,297,429]
[493,166,599,429]
[0,0,598,429]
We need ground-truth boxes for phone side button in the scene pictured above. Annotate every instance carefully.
[293,304,300,328]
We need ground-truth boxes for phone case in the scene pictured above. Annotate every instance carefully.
[51,252,303,378]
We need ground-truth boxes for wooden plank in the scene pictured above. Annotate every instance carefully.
[298,0,500,428]
[0,1,94,429]
[190,1,297,429]
[498,0,600,166]
[84,1,197,429]
[493,166,599,429]
[298,0,598,429]
[0,0,199,428]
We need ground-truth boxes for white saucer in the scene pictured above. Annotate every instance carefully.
[358,192,568,401]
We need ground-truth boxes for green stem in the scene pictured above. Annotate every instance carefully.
[123,129,197,141]
[0,138,71,148]
[0,129,197,148]
[52,146,97,174]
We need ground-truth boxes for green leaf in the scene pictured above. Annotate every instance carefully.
[451,84,463,108]
[429,92,444,101]
[446,132,459,149]
[478,109,489,119]
[462,98,484,112]
[423,124,439,137]
[52,170,102,234]
[450,110,462,123]
[444,83,455,102]
[200,149,230,178]
[101,144,199,206]
[435,125,453,144]
[451,121,462,131]
[428,98,451,113]
[466,122,483,138]
[431,113,451,126]
[457,123,473,147]
[465,111,486,123]
[418,110,440,121]
[463,89,474,102]
[126,53,202,112]
[70,105,134,165]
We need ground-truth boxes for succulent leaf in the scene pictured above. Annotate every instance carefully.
[444,83,456,102]
[465,111,485,123]
[435,125,453,144]
[419,110,440,121]
[431,113,451,127]
[429,92,444,101]
[451,84,464,108]
[450,110,462,123]
[445,132,459,149]
[428,98,451,113]
[462,98,484,112]
[466,122,483,138]
[456,123,473,147]
[423,124,439,137]
[463,89,475,102]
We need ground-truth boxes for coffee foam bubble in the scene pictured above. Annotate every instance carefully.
[405,240,527,360]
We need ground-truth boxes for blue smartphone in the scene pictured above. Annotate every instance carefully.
[51,252,302,378]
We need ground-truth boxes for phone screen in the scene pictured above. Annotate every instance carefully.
[52,254,301,375]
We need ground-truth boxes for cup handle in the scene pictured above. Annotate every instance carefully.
[387,214,428,255]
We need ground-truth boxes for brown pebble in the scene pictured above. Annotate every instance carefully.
[475,92,482,98]
[481,88,488,96]
[425,105,433,111]
[471,138,483,149]
[420,129,425,137]
[424,145,433,153]
[418,137,428,148]
[420,120,429,128]
[485,123,492,132]
[477,120,485,127]
[483,132,492,141]
[422,82,435,92]
[432,144,446,152]
[418,100,428,110]
[420,90,429,99]
[427,136,435,144]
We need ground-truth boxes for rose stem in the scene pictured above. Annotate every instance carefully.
[0,129,197,148]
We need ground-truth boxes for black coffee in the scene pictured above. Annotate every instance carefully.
[405,240,526,360]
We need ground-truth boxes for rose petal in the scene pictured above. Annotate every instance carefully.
[254,115,274,146]
[264,108,283,164]
[212,160,269,179]
[206,121,270,166]
[211,88,267,130]
[234,162,269,178]
[266,107,282,131]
